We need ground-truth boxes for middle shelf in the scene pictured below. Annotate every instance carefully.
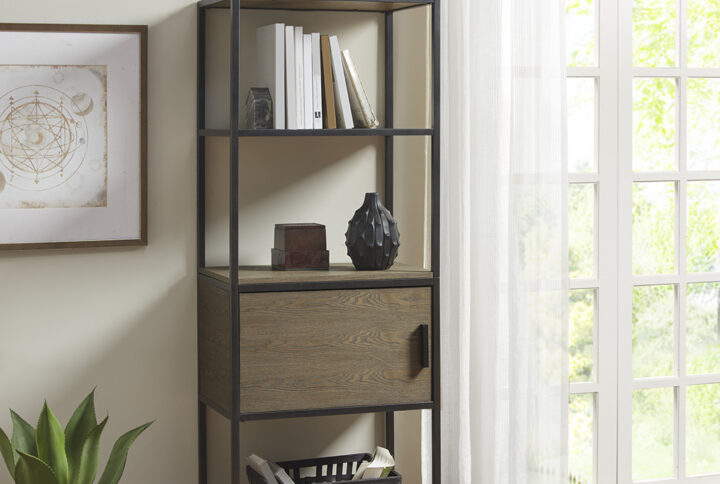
[199,128,434,137]
[200,263,434,292]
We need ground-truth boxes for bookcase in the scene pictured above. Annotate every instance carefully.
[196,1,440,483]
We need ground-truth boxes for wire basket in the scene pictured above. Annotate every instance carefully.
[246,452,402,484]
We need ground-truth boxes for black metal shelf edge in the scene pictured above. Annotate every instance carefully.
[198,394,435,421]
[200,128,433,137]
[239,402,435,421]
[199,0,433,12]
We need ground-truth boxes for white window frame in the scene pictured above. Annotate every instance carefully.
[567,0,618,483]
[617,0,720,482]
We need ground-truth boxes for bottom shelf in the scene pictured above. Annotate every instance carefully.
[200,395,434,422]
[248,453,401,484]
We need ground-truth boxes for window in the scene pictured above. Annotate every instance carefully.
[567,0,720,482]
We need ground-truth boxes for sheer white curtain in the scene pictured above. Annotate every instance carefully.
[430,0,569,482]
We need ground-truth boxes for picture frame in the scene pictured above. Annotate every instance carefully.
[0,23,147,250]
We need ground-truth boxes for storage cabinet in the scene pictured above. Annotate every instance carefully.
[196,1,440,483]
[239,287,432,414]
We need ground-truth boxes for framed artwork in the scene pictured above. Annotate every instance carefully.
[0,24,147,249]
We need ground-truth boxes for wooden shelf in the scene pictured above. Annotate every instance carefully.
[199,0,432,12]
[199,263,433,291]
[199,128,433,137]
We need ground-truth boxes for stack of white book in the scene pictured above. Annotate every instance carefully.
[256,23,379,130]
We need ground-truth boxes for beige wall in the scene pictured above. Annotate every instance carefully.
[0,2,430,484]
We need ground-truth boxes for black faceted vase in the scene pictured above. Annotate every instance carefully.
[345,192,400,270]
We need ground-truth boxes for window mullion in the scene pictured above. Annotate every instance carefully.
[678,0,689,477]
[617,0,635,480]
[596,0,620,482]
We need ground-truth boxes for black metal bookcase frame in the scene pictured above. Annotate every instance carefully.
[196,1,441,482]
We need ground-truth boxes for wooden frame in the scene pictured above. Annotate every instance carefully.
[0,23,148,250]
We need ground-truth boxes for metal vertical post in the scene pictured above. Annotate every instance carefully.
[198,400,208,484]
[384,11,394,213]
[197,5,207,269]
[385,411,395,456]
[431,1,442,483]
[384,10,396,455]
[197,5,208,484]
[229,0,241,483]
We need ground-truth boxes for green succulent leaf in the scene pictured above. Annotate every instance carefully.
[0,425,15,480]
[73,416,108,484]
[36,402,69,484]
[10,411,37,462]
[65,390,97,484]
[15,451,59,484]
[97,421,153,484]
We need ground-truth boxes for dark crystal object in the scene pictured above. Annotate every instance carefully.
[345,192,400,270]
[245,87,273,129]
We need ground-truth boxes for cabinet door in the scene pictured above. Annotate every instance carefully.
[239,287,432,414]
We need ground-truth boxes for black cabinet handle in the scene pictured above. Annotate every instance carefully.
[420,324,429,368]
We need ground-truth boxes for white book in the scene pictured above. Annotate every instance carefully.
[311,32,323,129]
[329,35,354,129]
[284,26,297,129]
[294,26,304,129]
[351,447,395,480]
[247,454,278,484]
[303,34,313,129]
[256,23,285,129]
[268,462,295,484]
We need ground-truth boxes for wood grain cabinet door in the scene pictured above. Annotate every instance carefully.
[239,287,432,414]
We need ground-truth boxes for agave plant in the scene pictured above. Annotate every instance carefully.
[0,390,152,484]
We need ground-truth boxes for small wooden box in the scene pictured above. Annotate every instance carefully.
[272,224,329,270]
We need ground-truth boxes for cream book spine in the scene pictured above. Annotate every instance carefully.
[303,34,314,129]
[329,35,354,129]
[284,26,297,129]
[294,26,304,128]
[311,32,323,129]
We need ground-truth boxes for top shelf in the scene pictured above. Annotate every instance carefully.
[198,0,433,12]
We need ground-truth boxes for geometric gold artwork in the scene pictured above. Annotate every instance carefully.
[0,24,147,249]
[0,66,107,208]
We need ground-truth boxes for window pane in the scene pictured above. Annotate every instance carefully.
[633,182,676,275]
[687,283,720,375]
[566,0,596,67]
[688,0,720,67]
[687,384,720,475]
[567,78,596,173]
[633,0,677,67]
[569,184,595,279]
[570,289,595,382]
[688,79,720,170]
[569,393,594,484]
[632,387,675,480]
[687,181,720,273]
[633,78,677,171]
[633,285,675,378]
